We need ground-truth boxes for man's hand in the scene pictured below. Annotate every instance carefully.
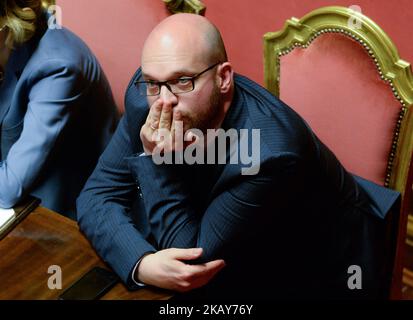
[140,99,163,155]
[136,248,226,292]
[140,100,191,155]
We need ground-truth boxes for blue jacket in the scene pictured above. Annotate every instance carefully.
[0,21,119,218]
[77,69,399,299]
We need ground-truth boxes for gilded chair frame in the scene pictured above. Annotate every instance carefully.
[263,6,413,299]
[42,0,55,7]
[162,0,206,15]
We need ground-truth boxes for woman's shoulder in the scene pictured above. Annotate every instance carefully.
[31,26,95,66]
[20,26,100,81]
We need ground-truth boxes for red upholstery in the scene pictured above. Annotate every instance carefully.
[58,0,169,111]
[279,33,401,185]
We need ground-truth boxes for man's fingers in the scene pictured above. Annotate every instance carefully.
[171,110,182,137]
[140,100,164,154]
[168,247,203,260]
[203,259,226,271]
[150,121,159,130]
[145,99,162,128]
[185,259,226,278]
[171,110,185,152]
[176,259,226,292]
[159,102,172,130]
[172,109,182,125]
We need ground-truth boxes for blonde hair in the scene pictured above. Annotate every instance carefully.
[0,0,46,48]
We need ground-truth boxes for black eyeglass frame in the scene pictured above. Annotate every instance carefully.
[134,62,222,96]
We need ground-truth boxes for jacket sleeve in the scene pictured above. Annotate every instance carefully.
[76,115,156,289]
[126,154,297,263]
[0,59,87,208]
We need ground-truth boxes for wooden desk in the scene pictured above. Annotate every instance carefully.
[0,206,173,300]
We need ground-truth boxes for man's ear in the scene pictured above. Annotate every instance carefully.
[217,62,233,94]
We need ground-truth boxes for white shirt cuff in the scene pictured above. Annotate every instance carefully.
[131,257,146,287]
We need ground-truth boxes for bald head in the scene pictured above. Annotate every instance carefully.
[142,14,227,69]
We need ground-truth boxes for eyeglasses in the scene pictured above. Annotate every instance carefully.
[135,62,221,96]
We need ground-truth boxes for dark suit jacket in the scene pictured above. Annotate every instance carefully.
[77,68,399,299]
[0,15,118,218]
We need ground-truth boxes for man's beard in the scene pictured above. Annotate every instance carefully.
[180,83,222,134]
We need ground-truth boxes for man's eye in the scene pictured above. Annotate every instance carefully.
[177,78,191,85]
[147,81,158,88]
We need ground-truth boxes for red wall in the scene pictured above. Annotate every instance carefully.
[57,0,413,110]
[205,0,413,86]
[58,0,170,110]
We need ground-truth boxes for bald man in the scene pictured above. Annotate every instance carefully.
[77,14,399,299]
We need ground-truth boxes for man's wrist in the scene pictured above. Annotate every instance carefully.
[132,253,153,286]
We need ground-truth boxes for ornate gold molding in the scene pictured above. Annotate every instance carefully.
[41,0,55,8]
[263,6,413,195]
[163,0,206,15]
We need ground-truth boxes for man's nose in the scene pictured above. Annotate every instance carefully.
[159,84,178,105]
